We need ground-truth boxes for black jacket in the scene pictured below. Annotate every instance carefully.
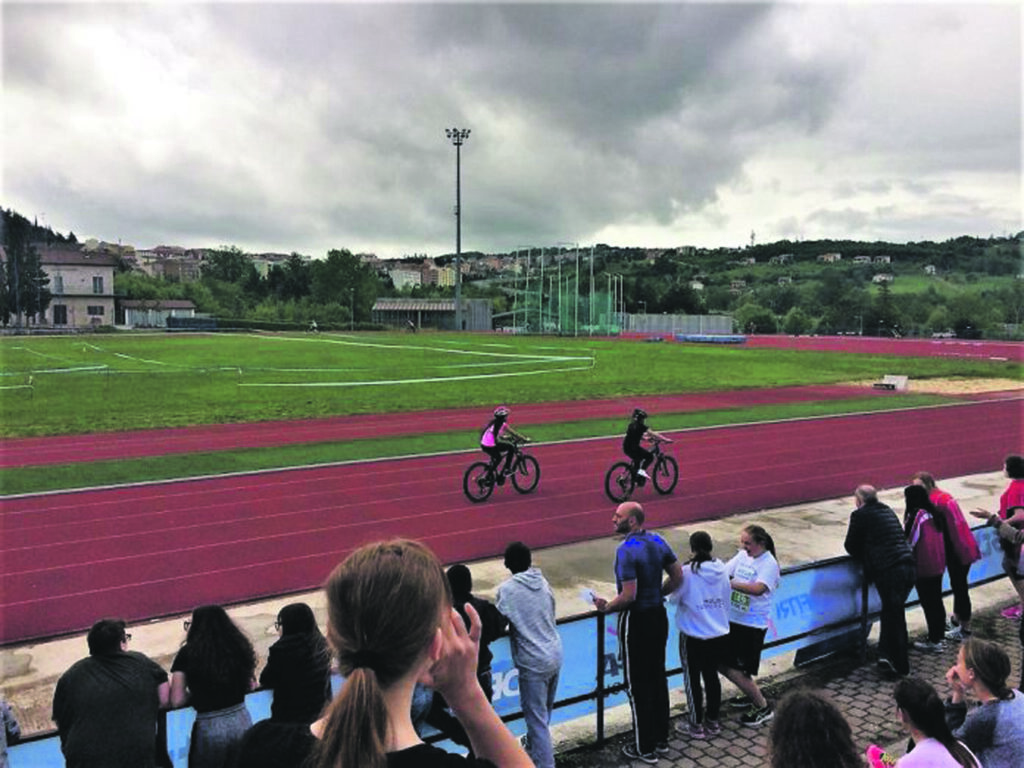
[844,499,913,579]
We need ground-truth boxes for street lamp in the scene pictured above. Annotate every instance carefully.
[445,127,470,331]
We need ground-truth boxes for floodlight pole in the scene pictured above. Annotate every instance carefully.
[445,127,470,332]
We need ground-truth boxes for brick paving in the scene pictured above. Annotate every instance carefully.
[556,600,1022,767]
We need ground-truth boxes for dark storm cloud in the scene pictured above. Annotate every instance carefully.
[2,2,1019,255]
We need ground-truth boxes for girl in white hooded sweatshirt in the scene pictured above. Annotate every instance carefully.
[670,531,732,739]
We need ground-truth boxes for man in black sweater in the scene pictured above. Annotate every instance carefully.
[844,485,916,676]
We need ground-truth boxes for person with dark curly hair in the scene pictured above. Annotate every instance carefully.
[260,603,332,725]
[768,688,861,768]
[170,605,257,768]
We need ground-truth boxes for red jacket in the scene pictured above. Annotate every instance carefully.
[930,488,981,565]
[1000,479,1024,519]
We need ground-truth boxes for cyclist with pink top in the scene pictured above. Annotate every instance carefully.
[480,406,528,485]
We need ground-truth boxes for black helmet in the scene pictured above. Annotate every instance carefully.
[632,408,647,421]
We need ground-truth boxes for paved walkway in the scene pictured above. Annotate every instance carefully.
[556,598,1022,767]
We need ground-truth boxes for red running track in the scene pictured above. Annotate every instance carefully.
[2,398,1020,644]
[1,384,889,469]
[737,335,1022,361]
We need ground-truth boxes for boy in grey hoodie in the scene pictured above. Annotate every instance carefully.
[496,541,563,768]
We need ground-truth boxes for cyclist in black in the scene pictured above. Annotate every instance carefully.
[480,406,528,485]
[622,408,671,484]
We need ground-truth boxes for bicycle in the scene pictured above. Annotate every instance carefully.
[462,438,541,503]
[604,439,678,502]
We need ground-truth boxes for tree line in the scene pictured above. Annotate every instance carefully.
[3,205,1020,338]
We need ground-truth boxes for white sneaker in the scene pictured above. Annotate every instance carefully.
[945,625,971,642]
[637,469,650,479]
[913,640,945,654]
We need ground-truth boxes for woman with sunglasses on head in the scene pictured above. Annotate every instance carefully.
[170,605,258,768]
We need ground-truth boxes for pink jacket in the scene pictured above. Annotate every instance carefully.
[930,488,981,565]
[908,509,946,579]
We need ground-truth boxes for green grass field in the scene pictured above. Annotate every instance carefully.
[2,331,1018,495]
[0,331,1016,438]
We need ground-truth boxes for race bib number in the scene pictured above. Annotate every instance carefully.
[731,591,750,612]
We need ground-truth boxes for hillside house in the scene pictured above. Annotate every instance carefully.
[769,254,793,265]
[853,256,872,265]
[38,247,118,328]
[924,265,937,275]
[874,255,891,264]
[872,273,894,284]
[777,276,793,286]
[817,253,842,263]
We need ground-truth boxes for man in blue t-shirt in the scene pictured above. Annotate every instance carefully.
[594,502,682,764]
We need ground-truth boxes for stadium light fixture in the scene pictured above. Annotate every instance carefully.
[445,128,471,331]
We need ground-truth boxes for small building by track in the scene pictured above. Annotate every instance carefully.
[372,298,492,331]
[117,299,197,328]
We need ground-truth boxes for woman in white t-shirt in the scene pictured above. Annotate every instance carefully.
[669,531,731,739]
[719,524,781,727]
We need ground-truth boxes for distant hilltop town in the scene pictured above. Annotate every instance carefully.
[3,207,1021,338]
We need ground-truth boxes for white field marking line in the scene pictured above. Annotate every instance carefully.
[16,347,79,363]
[235,332,590,363]
[0,384,33,390]
[0,366,108,376]
[111,352,181,367]
[7,396,1017,502]
[219,359,544,374]
[238,364,595,387]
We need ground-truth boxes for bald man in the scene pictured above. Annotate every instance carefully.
[844,484,915,677]
[594,502,682,764]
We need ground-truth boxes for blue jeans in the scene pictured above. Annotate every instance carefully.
[518,668,559,768]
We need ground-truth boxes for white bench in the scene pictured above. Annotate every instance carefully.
[873,374,909,391]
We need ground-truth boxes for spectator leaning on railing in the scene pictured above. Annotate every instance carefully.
[912,472,981,641]
[52,618,170,768]
[845,485,916,677]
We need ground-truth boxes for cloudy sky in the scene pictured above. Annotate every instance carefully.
[3,2,1020,259]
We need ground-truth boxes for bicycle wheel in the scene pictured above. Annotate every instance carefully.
[511,455,540,494]
[653,455,679,495]
[463,462,495,503]
[604,462,636,503]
